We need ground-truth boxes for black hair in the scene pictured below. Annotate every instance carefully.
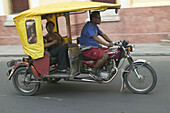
[90,11,100,21]
[46,21,55,29]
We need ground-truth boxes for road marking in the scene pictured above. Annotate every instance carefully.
[42,97,63,101]
[0,95,63,101]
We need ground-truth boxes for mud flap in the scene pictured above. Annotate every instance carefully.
[8,69,15,80]
[120,69,127,92]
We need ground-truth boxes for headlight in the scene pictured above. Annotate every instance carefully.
[127,44,135,52]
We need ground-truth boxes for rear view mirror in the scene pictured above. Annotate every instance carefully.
[115,8,119,14]
[122,40,129,47]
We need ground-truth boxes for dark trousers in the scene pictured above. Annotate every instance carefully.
[49,46,68,70]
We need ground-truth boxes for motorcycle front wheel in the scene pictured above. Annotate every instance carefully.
[12,67,40,96]
[123,62,157,94]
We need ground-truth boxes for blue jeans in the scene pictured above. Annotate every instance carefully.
[49,46,68,70]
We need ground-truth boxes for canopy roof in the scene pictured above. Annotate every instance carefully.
[14,1,121,21]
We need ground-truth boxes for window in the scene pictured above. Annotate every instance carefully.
[11,0,29,13]
[57,16,67,37]
[26,20,37,44]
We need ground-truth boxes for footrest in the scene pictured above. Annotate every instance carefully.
[43,73,70,78]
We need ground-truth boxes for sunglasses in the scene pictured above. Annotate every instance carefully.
[95,17,101,20]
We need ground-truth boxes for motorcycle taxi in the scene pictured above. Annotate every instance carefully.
[6,1,157,95]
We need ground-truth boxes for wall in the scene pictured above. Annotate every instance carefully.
[39,0,90,6]
[0,16,21,45]
[4,0,12,15]
[105,6,170,43]
[0,0,170,45]
[71,5,170,43]
[117,0,170,8]
[131,0,170,8]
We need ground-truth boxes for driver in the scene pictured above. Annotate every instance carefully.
[80,11,114,81]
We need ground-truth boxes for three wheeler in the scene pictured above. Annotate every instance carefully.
[6,1,157,95]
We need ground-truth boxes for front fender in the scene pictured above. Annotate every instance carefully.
[122,59,150,77]
[134,59,150,64]
[7,62,40,80]
[7,62,28,80]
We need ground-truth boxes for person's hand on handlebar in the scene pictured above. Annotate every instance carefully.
[113,41,121,46]
[107,42,114,47]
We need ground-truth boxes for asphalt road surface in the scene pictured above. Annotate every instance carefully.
[0,56,170,113]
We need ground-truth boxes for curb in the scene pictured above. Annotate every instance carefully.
[131,53,170,56]
[0,55,27,57]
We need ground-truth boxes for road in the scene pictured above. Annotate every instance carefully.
[0,56,170,113]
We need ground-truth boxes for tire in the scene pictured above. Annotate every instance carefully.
[123,62,157,94]
[12,67,40,96]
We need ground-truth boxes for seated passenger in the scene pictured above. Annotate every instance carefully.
[28,23,37,44]
[44,21,69,72]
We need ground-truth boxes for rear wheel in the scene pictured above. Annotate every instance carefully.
[123,62,157,94]
[12,67,40,96]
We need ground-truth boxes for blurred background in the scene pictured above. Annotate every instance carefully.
[0,0,170,45]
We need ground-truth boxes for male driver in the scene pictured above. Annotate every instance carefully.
[80,11,114,81]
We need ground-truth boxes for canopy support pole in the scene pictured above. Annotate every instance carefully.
[65,12,71,47]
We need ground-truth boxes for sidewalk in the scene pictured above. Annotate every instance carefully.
[131,43,170,56]
[0,43,170,57]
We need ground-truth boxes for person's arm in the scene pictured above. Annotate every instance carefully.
[44,40,57,48]
[56,33,65,45]
[100,33,112,43]
[28,34,37,43]
[91,35,113,47]
[95,26,113,47]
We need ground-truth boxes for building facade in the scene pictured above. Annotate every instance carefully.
[0,0,170,45]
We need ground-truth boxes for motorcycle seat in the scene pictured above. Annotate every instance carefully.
[79,53,94,61]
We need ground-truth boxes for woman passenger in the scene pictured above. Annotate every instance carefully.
[44,21,69,73]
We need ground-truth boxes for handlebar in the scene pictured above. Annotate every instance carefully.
[103,40,130,48]
[112,40,122,46]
